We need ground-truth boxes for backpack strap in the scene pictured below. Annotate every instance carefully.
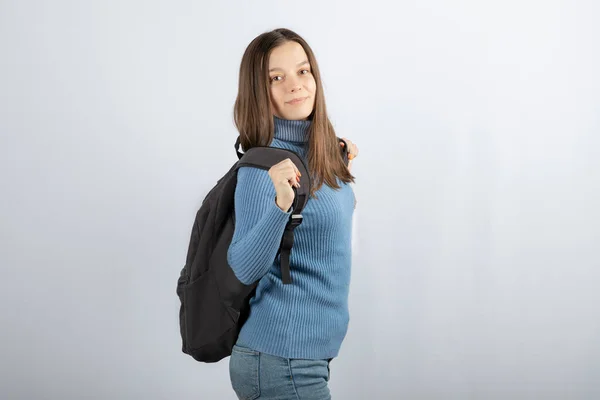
[338,137,350,166]
[234,136,350,284]
[277,202,300,284]
[236,146,310,284]
[235,136,350,165]
[234,136,244,160]
[236,146,311,214]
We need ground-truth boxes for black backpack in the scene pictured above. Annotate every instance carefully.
[176,136,349,363]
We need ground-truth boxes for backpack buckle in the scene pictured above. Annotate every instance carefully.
[290,214,303,228]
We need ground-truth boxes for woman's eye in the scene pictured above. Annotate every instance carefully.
[270,70,309,82]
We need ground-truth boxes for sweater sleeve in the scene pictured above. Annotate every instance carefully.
[227,166,293,285]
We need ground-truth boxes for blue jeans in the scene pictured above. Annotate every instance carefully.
[229,344,333,400]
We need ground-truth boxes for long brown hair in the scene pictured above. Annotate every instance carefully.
[233,28,355,197]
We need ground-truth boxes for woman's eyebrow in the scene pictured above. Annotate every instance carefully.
[269,60,309,72]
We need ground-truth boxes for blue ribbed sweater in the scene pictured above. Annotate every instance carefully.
[226,116,355,360]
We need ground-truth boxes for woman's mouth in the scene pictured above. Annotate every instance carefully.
[287,96,308,105]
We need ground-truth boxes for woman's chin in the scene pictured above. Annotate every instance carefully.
[280,108,313,121]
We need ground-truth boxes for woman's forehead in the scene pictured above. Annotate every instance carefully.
[269,42,309,70]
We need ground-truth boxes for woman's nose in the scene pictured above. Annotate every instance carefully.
[287,76,302,92]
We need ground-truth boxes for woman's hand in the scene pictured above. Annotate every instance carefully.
[340,137,359,172]
[268,158,302,212]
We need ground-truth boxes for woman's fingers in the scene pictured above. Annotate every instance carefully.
[271,159,301,188]
[284,159,301,187]
[341,138,358,160]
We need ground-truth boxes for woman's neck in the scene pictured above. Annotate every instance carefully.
[273,116,311,143]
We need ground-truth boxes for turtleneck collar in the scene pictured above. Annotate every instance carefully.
[273,116,311,143]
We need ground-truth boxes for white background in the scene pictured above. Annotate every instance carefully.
[1,0,599,399]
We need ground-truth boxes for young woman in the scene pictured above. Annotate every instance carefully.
[227,28,359,400]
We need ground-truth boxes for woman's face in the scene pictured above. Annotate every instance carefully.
[268,41,316,121]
